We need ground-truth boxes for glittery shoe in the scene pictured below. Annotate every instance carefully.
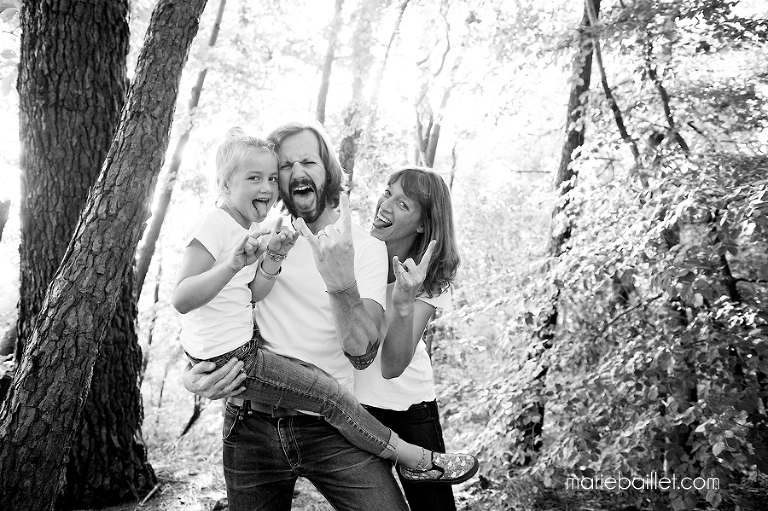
[398,452,479,485]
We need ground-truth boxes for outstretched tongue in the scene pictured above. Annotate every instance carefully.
[292,184,316,211]
[253,199,269,219]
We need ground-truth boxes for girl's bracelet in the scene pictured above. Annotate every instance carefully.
[266,249,287,262]
[257,260,281,281]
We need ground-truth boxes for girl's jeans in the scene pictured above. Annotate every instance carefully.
[188,335,398,459]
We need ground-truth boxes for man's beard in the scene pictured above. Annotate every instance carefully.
[280,177,328,225]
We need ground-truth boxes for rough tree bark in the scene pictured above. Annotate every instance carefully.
[0,1,208,510]
[135,0,227,297]
[15,0,129,359]
[316,0,344,125]
[14,2,156,507]
[520,0,601,464]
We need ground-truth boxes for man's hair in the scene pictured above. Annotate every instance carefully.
[387,167,460,296]
[215,127,276,199]
[266,121,346,208]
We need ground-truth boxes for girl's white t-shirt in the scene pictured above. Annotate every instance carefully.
[353,285,452,410]
[179,209,256,359]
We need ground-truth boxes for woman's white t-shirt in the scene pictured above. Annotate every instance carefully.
[353,285,452,410]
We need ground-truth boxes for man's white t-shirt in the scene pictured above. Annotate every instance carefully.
[354,285,452,410]
[180,209,255,360]
[254,214,388,392]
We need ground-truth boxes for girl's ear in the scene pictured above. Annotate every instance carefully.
[417,224,425,233]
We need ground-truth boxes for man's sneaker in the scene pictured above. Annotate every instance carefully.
[398,452,479,485]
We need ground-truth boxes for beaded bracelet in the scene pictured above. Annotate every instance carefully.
[266,249,287,262]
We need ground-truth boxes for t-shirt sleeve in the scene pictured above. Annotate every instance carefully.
[416,285,453,310]
[184,212,227,261]
[354,233,388,311]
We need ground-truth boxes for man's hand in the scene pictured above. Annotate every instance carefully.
[182,358,247,400]
[293,193,356,292]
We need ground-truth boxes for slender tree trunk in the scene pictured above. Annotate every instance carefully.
[366,0,410,134]
[0,200,9,242]
[59,267,156,508]
[135,0,228,297]
[338,0,383,189]
[140,248,163,387]
[520,0,601,465]
[583,0,644,186]
[0,1,207,509]
[644,40,690,154]
[548,0,600,256]
[316,0,344,125]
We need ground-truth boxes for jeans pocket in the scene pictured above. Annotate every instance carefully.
[222,403,240,440]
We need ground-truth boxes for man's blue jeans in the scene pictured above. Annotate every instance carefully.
[366,400,457,511]
[222,403,409,511]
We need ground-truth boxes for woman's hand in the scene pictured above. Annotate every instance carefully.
[391,240,436,312]
[182,358,247,400]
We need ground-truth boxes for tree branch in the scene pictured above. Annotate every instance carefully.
[584,0,645,185]
[644,39,689,154]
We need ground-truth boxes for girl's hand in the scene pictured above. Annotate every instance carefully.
[392,240,437,309]
[266,217,300,257]
[229,227,271,273]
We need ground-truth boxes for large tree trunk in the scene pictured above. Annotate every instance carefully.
[0,1,207,509]
[520,0,600,464]
[135,0,228,297]
[316,0,344,125]
[15,0,129,358]
[13,2,158,506]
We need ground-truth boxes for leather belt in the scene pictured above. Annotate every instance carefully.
[228,397,300,418]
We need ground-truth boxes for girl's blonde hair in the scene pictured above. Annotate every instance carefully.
[215,127,277,199]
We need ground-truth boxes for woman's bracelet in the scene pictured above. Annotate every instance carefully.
[257,260,281,281]
[266,249,287,262]
[327,280,357,294]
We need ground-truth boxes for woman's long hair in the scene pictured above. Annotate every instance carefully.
[387,167,460,297]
